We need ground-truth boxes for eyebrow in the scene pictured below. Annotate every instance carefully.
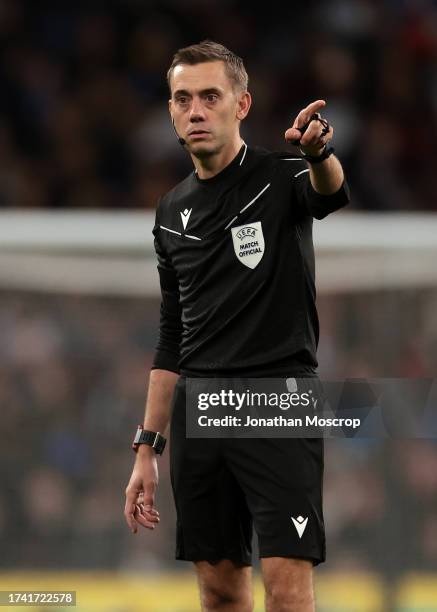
[173,87,223,98]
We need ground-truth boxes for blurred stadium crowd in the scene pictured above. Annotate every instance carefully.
[0,0,436,211]
[1,290,437,574]
[1,0,437,590]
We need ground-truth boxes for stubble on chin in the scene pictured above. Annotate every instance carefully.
[190,139,223,159]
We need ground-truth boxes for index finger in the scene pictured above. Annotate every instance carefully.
[294,99,326,128]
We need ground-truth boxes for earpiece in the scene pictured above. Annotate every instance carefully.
[172,118,186,146]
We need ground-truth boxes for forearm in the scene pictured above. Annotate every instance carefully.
[126,368,177,530]
[308,154,344,195]
[142,368,179,434]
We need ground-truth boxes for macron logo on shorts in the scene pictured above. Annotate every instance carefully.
[291,515,308,539]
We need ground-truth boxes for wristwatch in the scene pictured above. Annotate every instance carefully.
[132,425,166,455]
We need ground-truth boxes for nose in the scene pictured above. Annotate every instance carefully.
[189,97,206,122]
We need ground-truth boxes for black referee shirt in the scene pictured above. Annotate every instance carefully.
[152,143,350,377]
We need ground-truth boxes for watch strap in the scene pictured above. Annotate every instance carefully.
[132,426,166,455]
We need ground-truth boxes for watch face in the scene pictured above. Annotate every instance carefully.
[133,428,142,444]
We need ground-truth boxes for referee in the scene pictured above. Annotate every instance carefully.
[125,40,349,612]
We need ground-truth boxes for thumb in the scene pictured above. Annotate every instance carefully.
[143,481,156,509]
[125,484,142,533]
[285,127,303,143]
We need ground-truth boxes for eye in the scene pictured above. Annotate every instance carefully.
[205,94,218,103]
[176,96,189,105]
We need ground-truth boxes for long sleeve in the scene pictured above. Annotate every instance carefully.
[292,173,350,221]
[151,217,183,374]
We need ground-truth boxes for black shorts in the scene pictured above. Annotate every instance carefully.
[170,376,326,566]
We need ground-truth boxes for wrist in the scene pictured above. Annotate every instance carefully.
[132,425,167,455]
[135,445,156,461]
[299,144,324,157]
[300,145,334,164]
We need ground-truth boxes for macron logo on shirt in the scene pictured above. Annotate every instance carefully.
[180,208,192,230]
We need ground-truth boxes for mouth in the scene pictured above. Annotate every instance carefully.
[188,129,210,139]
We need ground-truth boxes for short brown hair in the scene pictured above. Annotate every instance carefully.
[167,40,248,93]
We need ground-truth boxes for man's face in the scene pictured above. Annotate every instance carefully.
[169,61,248,157]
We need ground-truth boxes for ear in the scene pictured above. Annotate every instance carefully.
[168,98,173,122]
[236,91,252,121]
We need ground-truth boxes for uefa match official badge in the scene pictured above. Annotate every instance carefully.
[231,221,265,269]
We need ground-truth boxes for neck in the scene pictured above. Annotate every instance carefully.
[192,137,244,180]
